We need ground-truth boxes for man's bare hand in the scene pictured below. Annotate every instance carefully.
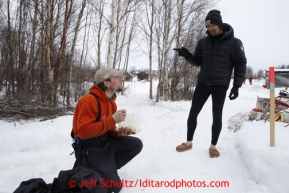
[112,109,126,123]
[117,126,136,136]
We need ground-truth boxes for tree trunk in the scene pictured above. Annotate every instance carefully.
[67,0,86,108]
[116,13,128,71]
[163,1,169,101]
[107,0,116,68]
[17,0,24,95]
[156,29,162,102]
[75,5,90,102]
[121,11,136,95]
[40,0,46,104]
[96,2,105,70]
[149,0,154,100]
[45,0,54,105]
[25,0,39,91]
[7,0,14,103]
[171,0,184,101]
[56,0,73,106]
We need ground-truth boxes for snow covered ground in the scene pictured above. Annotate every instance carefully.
[1,79,289,193]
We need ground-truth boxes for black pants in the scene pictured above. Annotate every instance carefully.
[187,83,228,145]
[77,134,143,193]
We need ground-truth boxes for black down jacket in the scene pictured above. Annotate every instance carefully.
[186,23,247,88]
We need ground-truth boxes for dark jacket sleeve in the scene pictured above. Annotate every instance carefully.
[185,40,202,67]
[231,38,247,87]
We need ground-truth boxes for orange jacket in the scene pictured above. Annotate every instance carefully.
[72,85,118,139]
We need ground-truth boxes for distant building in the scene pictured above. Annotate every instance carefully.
[124,71,133,81]
[264,69,289,88]
[137,71,149,81]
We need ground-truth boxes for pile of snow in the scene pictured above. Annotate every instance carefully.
[0,79,288,193]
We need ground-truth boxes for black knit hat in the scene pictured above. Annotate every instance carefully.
[205,10,223,27]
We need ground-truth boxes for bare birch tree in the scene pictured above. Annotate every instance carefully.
[146,0,155,100]
[89,0,107,69]
[44,0,55,105]
[25,0,39,93]
[152,0,178,101]
[123,10,137,75]
[74,4,92,102]
[112,0,142,70]
[171,0,185,101]
[66,0,87,108]
[171,1,207,101]
[107,0,116,68]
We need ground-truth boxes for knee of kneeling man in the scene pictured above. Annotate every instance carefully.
[135,138,143,152]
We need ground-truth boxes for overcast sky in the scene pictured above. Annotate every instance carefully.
[133,0,289,72]
[216,0,289,72]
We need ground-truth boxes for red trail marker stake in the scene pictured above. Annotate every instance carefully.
[269,67,275,147]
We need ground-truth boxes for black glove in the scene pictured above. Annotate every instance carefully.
[173,47,191,58]
[228,86,239,100]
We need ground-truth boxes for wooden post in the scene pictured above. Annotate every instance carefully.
[269,67,275,147]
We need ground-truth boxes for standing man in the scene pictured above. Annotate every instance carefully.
[174,10,246,158]
[72,67,143,192]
